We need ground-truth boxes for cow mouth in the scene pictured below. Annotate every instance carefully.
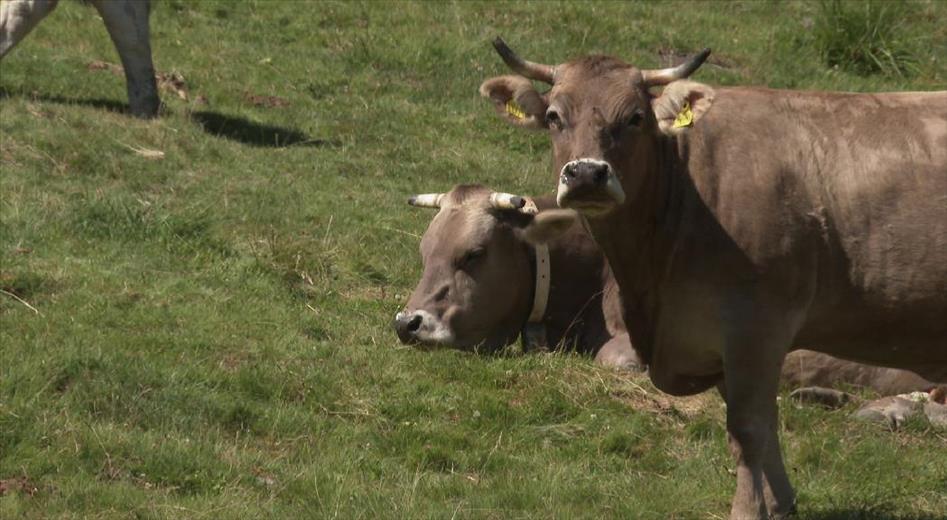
[557,187,623,216]
[560,195,618,212]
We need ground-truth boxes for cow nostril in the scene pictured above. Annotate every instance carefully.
[564,164,577,179]
[594,167,608,183]
[406,314,422,332]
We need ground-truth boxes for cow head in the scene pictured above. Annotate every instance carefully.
[480,38,713,216]
[394,184,577,350]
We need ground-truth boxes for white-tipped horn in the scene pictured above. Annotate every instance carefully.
[408,193,445,209]
[489,192,527,211]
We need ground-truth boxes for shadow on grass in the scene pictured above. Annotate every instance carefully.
[0,89,336,148]
[802,511,945,520]
[0,87,129,114]
[190,110,337,148]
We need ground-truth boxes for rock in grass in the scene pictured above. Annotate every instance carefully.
[790,386,852,409]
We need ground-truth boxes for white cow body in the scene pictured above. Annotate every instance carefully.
[0,0,159,117]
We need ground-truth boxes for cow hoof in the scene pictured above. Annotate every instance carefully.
[764,495,797,519]
[789,387,851,409]
[129,95,161,119]
[771,502,798,519]
[130,103,160,119]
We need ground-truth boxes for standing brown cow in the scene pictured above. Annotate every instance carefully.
[480,38,947,519]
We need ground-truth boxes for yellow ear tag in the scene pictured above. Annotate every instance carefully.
[673,100,694,128]
[505,100,526,120]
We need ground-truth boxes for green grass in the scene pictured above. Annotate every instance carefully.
[1,1,945,518]
[814,0,921,77]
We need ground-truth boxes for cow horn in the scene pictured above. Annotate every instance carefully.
[641,48,712,87]
[489,192,527,211]
[492,37,556,84]
[408,193,445,209]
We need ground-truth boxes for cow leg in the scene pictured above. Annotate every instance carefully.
[759,419,796,517]
[723,336,794,520]
[0,0,59,58]
[717,381,796,518]
[90,0,159,118]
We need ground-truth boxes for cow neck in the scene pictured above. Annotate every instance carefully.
[521,200,552,350]
[588,135,683,365]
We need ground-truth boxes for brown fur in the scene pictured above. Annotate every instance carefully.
[481,47,946,519]
[400,187,936,394]
[782,350,935,395]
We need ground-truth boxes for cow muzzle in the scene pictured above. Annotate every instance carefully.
[556,159,625,214]
[392,310,454,345]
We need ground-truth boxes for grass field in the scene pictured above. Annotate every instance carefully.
[2,1,946,518]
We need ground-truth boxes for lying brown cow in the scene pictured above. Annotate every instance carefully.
[392,184,641,370]
[393,184,937,399]
[782,350,936,397]
[480,38,946,519]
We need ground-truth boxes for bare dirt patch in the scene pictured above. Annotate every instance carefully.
[0,476,38,497]
[244,92,290,108]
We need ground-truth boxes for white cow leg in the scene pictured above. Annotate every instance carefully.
[91,0,159,118]
[0,0,59,57]
[723,334,792,520]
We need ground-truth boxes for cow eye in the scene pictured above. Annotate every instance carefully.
[545,109,562,130]
[626,111,643,127]
[458,247,486,268]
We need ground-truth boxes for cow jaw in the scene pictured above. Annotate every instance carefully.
[556,159,626,215]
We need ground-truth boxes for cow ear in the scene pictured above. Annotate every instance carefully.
[480,75,548,130]
[520,209,577,244]
[651,80,716,136]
